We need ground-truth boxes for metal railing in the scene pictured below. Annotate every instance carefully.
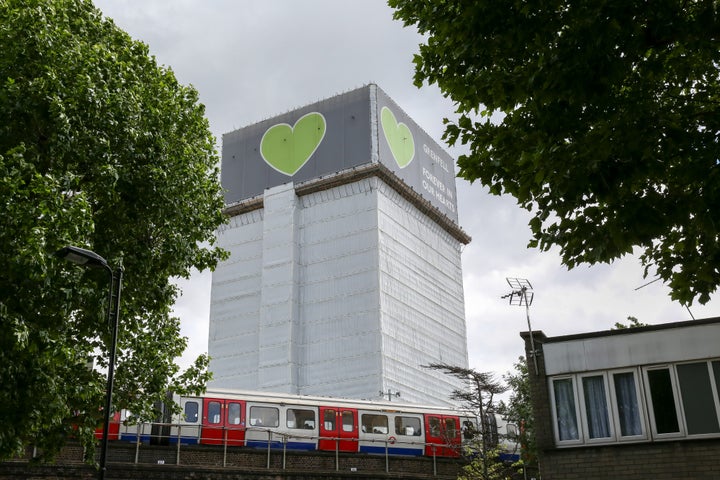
[109,421,459,475]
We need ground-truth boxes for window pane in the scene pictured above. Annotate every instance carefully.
[287,408,315,430]
[184,402,199,423]
[207,401,221,424]
[342,411,354,432]
[445,418,457,438]
[395,416,421,436]
[553,378,579,441]
[227,403,241,425]
[647,369,679,434]
[677,363,720,435]
[324,410,336,431]
[361,414,388,434]
[582,376,611,439]
[461,420,476,440]
[428,417,441,437]
[613,372,642,436]
[249,406,279,427]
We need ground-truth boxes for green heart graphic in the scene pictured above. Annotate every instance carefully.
[381,106,415,168]
[260,112,326,176]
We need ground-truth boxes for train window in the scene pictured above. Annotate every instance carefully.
[445,418,458,438]
[227,403,241,425]
[395,416,421,436]
[249,406,279,427]
[287,408,315,429]
[428,417,441,437]
[361,414,388,434]
[184,402,199,423]
[342,411,354,432]
[324,410,336,430]
[462,420,476,440]
[207,401,221,425]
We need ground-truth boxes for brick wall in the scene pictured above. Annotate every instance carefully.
[521,331,720,480]
[2,441,465,480]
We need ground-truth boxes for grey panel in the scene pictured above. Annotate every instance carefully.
[222,86,372,204]
[375,87,458,223]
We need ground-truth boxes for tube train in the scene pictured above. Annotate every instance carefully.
[104,388,519,462]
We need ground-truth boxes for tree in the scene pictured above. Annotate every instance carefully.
[389,0,720,306]
[0,0,226,460]
[613,316,649,330]
[425,364,515,480]
[498,358,538,475]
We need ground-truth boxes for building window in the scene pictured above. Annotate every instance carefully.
[645,367,682,436]
[551,377,580,442]
[676,362,720,435]
[550,359,720,446]
[610,371,644,438]
[580,374,613,440]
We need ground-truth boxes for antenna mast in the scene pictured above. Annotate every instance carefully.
[502,278,539,375]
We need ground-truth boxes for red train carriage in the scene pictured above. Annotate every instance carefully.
[100,388,518,461]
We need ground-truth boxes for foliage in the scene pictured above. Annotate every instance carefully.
[498,357,537,471]
[0,0,226,460]
[613,316,649,330]
[425,364,515,480]
[425,363,506,416]
[390,0,720,306]
[457,446,516,480]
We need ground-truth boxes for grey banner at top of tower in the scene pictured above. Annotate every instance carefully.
[221,84,458,224]
[222,87,372,205]
[374,87,458,223]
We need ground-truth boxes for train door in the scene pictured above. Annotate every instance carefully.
[318,407,358,452]
[424,414,461,457]
[94,411,121,441]
[201,398,246,446]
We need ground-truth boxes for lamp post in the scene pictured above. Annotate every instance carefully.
[56,246,123,480]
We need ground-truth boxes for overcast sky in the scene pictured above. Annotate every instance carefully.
[93,0,720,387]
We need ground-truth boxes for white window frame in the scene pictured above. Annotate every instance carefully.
[549,375,583,446]
[642,365,685,440]
[577,372,616,443]
[607,368,648,442]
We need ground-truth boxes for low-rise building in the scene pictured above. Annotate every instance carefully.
[521,317,720,479]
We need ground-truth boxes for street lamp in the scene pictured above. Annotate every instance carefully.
[56,246,123,480]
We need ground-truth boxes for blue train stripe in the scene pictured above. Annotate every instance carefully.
[246,440,317,451]
[359,445,423,456]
